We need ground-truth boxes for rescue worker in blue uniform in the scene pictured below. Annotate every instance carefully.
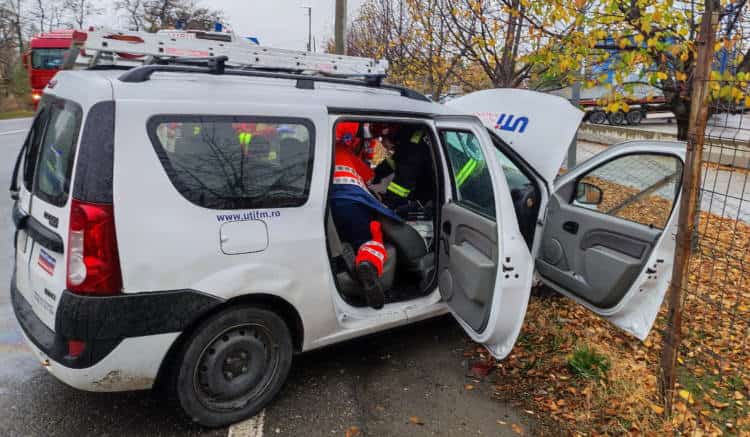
[330,121,401,310]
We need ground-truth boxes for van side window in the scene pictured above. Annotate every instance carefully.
[573,154,683,229]
[148,116,315,210]
[441,130,496,219]
[33,98,83,206]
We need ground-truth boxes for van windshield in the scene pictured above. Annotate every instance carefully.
[33,97,83,206]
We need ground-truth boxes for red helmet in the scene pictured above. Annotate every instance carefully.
[335,121,361,149]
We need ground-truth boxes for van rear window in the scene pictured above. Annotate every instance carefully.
[30,96,83,207]
[148,116,315,210]
[23,95,83,206]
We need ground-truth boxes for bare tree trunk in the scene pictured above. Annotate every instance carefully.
[672,96,691,141]
[14,0,24,54]
[10,0,24,54]
[35,0,47,33]
[500,0,519,83]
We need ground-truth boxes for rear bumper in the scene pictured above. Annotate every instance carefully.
[11,274,223,370]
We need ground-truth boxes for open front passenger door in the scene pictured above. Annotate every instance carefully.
[434,116,536,359]
[536,142,685,340]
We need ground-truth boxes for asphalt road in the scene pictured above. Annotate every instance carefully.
[0,117,531,436]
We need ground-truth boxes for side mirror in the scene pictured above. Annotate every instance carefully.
[21,52,29,70]
[575,181,603,206]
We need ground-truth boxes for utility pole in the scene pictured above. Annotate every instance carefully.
[567,7,589,171]
[568,81,580,170]
[303,6,312,52]
[335,0,347,55]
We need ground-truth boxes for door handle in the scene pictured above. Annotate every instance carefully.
[562,221,579,235]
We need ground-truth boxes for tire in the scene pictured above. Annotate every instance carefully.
[626,110,644,125]
[588,110,607,124]
[608,111,627,125]
[173,306,293,428]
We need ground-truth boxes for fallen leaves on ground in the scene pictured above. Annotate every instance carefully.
[468,209,750,436]
[409,416,425,426]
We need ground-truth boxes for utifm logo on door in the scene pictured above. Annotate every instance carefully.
[494,113,529,133]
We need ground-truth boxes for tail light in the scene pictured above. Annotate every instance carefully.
[67,199,123,295]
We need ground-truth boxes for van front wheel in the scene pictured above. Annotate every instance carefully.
[174,306,293,428]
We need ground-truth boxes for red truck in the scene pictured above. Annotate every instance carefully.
[22,30,77,108]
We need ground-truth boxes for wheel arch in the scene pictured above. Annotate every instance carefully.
[153,293,304,393]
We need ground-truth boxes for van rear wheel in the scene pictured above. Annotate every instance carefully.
[174,306,293,428]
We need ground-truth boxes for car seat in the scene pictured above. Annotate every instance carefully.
[279,137,308,189]
[241,136,277,194]
[378,216,435,288]
[327,214,397,299]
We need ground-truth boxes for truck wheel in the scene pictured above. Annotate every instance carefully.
[588,110,607,124]
[174,306,293,428]
[626,110,644,125]
[608,111,627,125]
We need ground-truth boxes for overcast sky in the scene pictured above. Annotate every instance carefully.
[96,0,364,51]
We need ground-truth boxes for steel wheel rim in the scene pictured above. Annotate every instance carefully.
[627,111,643,124]
[590,112,606,124]
[192,323,281,411]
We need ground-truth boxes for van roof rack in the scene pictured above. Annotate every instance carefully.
[61,28,430,101]
[63,28,388,77]
[115,56,428,101]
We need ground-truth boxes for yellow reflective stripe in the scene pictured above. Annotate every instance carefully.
[456,159,478,187]
[387,181,411,198]
[193,126,201,136]
[238,132,253,146]
[455,159,475,184]
[410,130,424,143]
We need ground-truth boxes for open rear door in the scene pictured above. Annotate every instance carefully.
[536,142,685,339]
[434,116,535,359]
[445,88,583,185]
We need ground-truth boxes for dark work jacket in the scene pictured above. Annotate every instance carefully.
[374,131,435,206]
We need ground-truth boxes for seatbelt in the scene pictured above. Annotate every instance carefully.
[326,213,344,258]
[327,212,356,274]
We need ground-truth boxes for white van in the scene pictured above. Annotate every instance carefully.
[10,62,685,427]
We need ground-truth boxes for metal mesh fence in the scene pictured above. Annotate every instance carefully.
[658,4,750,433]
[667,109,750,434]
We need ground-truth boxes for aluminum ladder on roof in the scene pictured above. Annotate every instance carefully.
[61,28,388,77]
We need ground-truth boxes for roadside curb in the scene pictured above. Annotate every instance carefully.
[0,112,34,121]
[578,123,750,168]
